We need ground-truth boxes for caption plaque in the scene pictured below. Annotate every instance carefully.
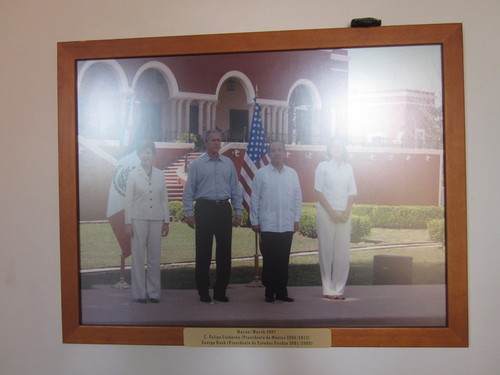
[184,327,331,348]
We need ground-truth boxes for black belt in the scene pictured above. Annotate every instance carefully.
[197,198,229,205]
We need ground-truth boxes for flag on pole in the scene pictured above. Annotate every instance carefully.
[106,151,140,258]
[239,101,268,213]
[106,94,140,258]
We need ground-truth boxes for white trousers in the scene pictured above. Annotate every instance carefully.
[316,206,351,296]
[131,219,163,300]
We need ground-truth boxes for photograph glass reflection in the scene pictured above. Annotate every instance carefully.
[77,45,445,327]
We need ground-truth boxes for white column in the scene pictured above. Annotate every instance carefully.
[261,105,269,136]
[169,98,178,140]
[271,106,278,139]
[311,108,320,144]
[211,101,218,130]
[184,99,192,134]
[161,100,169,141]
[277,106,285,141]
[204,102,211,132]
[248,103,254,126]
[176,99,184,137]
[283,107,289,143]
[120,92,133,146]
[198,101,205,135]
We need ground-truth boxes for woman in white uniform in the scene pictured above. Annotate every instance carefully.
[125,140,170,303]
[314,137,357,300]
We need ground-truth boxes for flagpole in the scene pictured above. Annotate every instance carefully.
[112,95,136,290]
[245,90,264,288]
[113,254,130,289]
[246,231,263,287]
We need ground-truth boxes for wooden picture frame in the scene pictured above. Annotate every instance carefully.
[58,23,467,346]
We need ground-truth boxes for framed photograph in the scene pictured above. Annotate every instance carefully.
[58,23,467,346]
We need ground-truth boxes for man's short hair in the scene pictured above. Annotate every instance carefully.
[268,140,286,153]
[203,129,222,142]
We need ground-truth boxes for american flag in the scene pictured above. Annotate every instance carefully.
[239,101,268,212]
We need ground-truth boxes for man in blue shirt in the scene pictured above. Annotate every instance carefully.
[183,130,243,303]
[250,141,302,303]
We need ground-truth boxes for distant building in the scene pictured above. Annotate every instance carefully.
[349,89,442,149]
[77,49,349,149]
[77,52,444,221]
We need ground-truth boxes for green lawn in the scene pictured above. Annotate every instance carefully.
[79,222,445,288]
[80,222,321,269]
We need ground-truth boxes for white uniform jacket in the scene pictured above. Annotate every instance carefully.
[124,166,170,224]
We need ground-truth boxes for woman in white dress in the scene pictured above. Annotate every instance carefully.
[314,137,357,300]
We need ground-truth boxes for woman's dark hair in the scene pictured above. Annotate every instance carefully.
[136,139,157,156]
[326,136,347,161]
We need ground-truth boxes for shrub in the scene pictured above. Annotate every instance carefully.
[176,133,203,151]
[298,209,372,243]
[427,218,445,242]
[298,215,318,239]
[351,215,372,243]
[168,201,186,222]
[301,203,317,217]
[238,209,250,227]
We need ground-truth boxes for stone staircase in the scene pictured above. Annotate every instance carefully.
[163,152,203,201]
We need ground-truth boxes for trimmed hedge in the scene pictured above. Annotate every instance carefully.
[170,200,251,225]
[352,204,444,229]
[298,212,372,243]
[171,201,442,243]
[298,204,372,243]
[298,203,443,242]
[427,218,445,242]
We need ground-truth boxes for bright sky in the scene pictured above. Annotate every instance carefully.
[348,45,442,100]
[346,45,443,142]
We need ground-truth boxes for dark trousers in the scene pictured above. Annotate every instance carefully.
[194,199,233,298]
[260,231,294,299]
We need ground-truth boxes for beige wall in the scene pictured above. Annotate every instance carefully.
[1,1,499,374]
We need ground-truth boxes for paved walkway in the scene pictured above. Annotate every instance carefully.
[81,283,446,327]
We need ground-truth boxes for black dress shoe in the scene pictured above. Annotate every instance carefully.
[276,296,294,302]
[149,298,159,303]
[214,295,229,302]
[136,298,148,304]
[265,296,276,303]
[199,295,212,303]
